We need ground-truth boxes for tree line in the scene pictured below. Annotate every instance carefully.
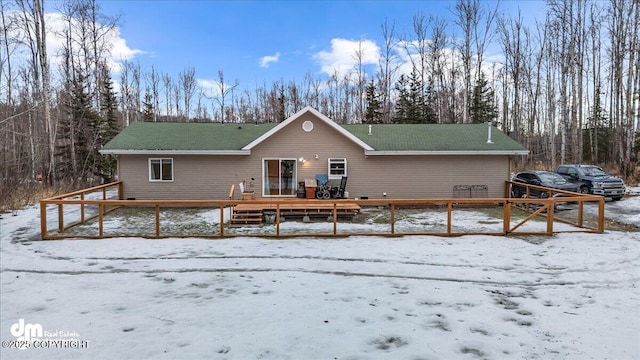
[0,0,638,192]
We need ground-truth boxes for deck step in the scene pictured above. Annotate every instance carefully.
[230,209,263,225]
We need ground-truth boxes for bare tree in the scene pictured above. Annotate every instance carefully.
[498,10,530,152]
[162,72,172,118]
[427,16,449,123]
[352,37,367,122]
[1,0,15,105]
[145,65,160,121]
[16,0,55,181]
[214,70,238,123]
[179,66,196,121]
[376,19,399,123]
[454,0,475,123]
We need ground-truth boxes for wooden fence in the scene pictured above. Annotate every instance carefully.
[39,181,605,240]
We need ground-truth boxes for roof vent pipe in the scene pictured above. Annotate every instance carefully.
[368,124,372,136]
[486,121,494,144]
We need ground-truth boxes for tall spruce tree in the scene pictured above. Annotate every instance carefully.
[469,72,498,124]
[393,69,436,124]
[277,85,286,122]
[57,71,101,183]
[364,80,382,124]
[96,70,120,182]
[583,87,610,163]
[142,88,155,122]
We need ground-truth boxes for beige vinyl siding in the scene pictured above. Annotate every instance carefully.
[346,155,509,199]
[117,112,512,200]
[119,155,254,200]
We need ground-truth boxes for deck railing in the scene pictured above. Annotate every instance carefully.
[39,181,605,240]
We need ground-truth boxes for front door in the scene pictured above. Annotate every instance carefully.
[263,159,297,196]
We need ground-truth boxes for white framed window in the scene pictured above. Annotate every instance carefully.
[328,158,347,179]
[149,158,174,182]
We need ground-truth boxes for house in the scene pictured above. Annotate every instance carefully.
[100,106,528,200]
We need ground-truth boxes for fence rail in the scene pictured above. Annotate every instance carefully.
[39,181,605,240]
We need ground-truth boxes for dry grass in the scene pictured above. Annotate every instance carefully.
[0,182,77,213]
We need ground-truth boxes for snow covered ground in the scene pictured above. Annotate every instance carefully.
[1,188,639,359]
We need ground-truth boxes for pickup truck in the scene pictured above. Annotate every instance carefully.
[556,164,626,200]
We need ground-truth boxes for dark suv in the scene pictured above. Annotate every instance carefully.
[511,170,579,198]
[556,165,626,200]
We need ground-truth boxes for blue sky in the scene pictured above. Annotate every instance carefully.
[96,0,546,92]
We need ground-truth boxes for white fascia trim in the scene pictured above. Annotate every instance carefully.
[364,150,530,156]
[99,149,251,155]
[242,106,374,151]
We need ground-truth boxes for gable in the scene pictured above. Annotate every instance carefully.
[242,106,373,151]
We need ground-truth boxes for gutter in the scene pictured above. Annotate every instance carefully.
[364,150,530,156]
[99,149,251,155]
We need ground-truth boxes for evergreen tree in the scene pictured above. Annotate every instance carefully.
[393,69,436,124]
[57,71,101,183]
[96,70,121,182]
[142,88,155,122]
[469,72,498,124]
[100,70,120,141]
[583,88,611,163]
[364,80,382,124]
[277,85,286,122]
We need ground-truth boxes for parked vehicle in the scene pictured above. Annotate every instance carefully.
[556,164,626,200]
[511,170,579,198]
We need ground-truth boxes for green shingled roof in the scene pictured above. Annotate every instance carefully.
[102,122,277,151]
[103,120,526,153]
[343,123,526,152]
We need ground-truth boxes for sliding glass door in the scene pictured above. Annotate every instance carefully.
[263,159,297,196]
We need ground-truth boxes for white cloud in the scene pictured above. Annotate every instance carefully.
[3,10,144,78]
[197,79,221,98]
[313,38,380,78]
[108,29,145,61]
[259,52,280,68]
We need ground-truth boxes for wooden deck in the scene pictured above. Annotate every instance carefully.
[231,200,361,225]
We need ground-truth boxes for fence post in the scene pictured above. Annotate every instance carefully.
[220,205,225,237]
[58,203,64,232]
[118,181,124,200]
[577,200,584,227]
[546,199,554,235]
[98,204,104,238]
[276,204,281,237]
[40,201,48,240]
[447,201,452,235]
[597,198,605,233]
[333,203,337,235]
[80,193,85,223]
[503,200,511,235]
[155,205,160,237]
[390,204,395,235]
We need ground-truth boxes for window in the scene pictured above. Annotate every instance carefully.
[149,158,173,182]
[328,158,347,179]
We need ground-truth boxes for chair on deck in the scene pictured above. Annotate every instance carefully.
[333,176,348,199]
